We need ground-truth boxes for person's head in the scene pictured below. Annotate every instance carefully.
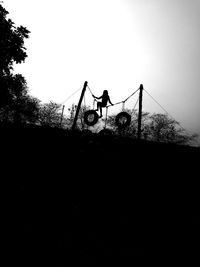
[103,90,108,96]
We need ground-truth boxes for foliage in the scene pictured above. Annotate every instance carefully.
[38,101,64,127]
[37,102,92,129]
[65,104,91,130]
[65,104,77,128]
[0,4,39,124]
[0,73,40,123]
[105,109,198,145]
[104,109,148,137]
[0,4,30,76]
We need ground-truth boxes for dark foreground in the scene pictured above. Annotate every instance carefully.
[1,124,199,266]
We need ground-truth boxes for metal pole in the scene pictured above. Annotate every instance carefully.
[60,105,65,128]
[137,84,143,140]
[71,81,88,130]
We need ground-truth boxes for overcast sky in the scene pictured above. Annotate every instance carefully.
[3,0,200,134]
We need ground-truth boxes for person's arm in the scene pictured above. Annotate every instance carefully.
[93,95,102,100]
[108,96,113,105]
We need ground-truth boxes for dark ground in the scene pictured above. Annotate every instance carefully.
[1,123,199,266]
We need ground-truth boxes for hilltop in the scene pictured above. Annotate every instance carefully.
[1,123,199,266]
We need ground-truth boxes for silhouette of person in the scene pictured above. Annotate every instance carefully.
[93,90,113,118]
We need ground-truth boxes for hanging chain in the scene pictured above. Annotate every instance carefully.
[93,98,96,110]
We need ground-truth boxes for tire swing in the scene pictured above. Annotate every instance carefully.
[84,110,99,126]
[115,112,131,128]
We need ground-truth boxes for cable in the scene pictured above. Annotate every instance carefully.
[144,89,188,133]
[144,89,200,146]
[144,89,170,115]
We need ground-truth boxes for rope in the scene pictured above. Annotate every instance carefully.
[133,97,139,111]
[106,88,140,108]
[114,101,124,106]
[60,86,82,105]
[107,101,124,108]
[104,106,109,128]
[131,97,139,115]
[123,88,140,102]
[87,85,94,97]
[83,93,86,109]
[122,101,125,111]
[87,85,97,110]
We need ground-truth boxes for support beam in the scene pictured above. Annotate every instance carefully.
[137,84,143,140]
[71,81,88,130]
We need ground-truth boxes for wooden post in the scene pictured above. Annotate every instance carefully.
[71,81,88,130]
[60,105,65,128]
[137,84,143,140]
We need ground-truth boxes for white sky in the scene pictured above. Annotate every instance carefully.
[2,0,200,134]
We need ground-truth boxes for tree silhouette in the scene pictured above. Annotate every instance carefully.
[105,109,149,138]
[66,104,91,130]
[38,101,64,127]
[105,110,198,145]
[0,4,39,123]
[37,102,92,129]
[146,113,197,144]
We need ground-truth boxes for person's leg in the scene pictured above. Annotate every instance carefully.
[95,102,100,111]
[99,104,103,117]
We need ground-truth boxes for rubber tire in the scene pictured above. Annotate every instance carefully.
[115,112,131,128]
[84,110,99,126]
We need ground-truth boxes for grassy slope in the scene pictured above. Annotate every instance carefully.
[1,124,199,266]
